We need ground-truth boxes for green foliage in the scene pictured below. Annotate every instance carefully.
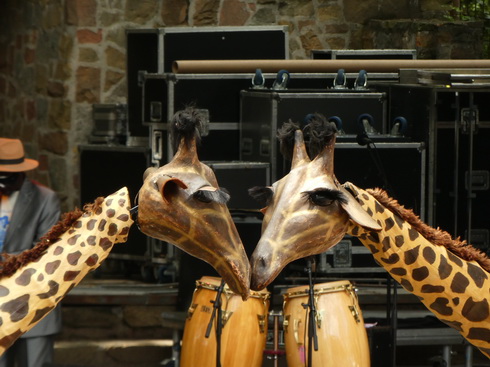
[446,0,490,57]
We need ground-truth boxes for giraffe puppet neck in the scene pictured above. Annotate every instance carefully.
[345,182,490,358]
[0,187,133,354]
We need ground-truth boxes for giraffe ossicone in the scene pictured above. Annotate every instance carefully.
[250,115,490,359]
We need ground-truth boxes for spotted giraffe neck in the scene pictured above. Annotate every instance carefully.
[0,187,133,354]
[345,182,490,358]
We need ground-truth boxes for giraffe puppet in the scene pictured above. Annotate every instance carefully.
[136,107,250,298]
[0,108,251,352]
[249,116,490,358]
[0,187,133,354]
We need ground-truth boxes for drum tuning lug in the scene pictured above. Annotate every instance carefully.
[187,303,197,320]
[257,314,267,333]
[221,311,234,327]
[315,310,323,329]
[349,305,361,323]
[283,315,290,333]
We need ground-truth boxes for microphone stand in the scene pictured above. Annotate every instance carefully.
[357,132,395,196]
[205,279,226,367]
[302,258,318,367]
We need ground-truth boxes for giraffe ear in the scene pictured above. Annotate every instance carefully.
[155,175,188,204]
[339,183,382,231]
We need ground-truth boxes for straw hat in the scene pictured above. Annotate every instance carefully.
[0,138,39,172]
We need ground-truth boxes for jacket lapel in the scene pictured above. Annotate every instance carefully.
[4,179,37,248]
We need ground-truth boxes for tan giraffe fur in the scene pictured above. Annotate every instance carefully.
[250,119,490,359]
[137,109,250,298]
[0,187,132,354]
[345,182,490,358]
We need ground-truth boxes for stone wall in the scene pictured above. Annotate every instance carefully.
[0,0,485,211]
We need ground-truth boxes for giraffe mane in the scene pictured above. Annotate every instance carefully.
[170,107,203,153]
[0,197,105,280]
[368,187,490,273]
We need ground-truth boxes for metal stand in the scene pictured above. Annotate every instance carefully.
[302,258,319,367]
[205,279,226,367]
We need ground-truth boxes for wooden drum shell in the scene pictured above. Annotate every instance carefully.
[283,280,370,367]
[181,276,270,367]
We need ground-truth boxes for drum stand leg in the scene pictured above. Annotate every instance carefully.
[205,279,226,367]
[302,258,319,367]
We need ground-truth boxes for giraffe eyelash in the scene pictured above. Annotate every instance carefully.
[193,188,230,204]
[248,186,274,207]
[302,188,347,207]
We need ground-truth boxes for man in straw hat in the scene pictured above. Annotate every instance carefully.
[0,138,61,367]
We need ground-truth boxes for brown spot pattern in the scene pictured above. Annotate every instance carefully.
[0,286,9,297]
[412,266,429,281]
[87,236,96,246]
[367,232,379,243]
[447,252,464,268]
[99,237,113,251]
[1,295,30,322]
[422,247,436,264]
[106,209,115,218]
[438,255,453,280]
[450,272,470,293]
[85,254,99,267]
[467,262,488,288]
[374,201,385,213]
[394,215,404,229]
[421,284,444,293]
[15,269,36,286]
[404,246,420,265]
[45,260,61,275]
[29,306,54,326]
[37,280,59,299]
[467,328,490,342]
[97,219,107,231]
[381,236,391,252]
[395,235,404,248]
[117,214,129,221]
[461,298,490,322]
[64,271,80,282]
[54,246,63,255]
[400,278,413,292]
[452,297,460,306]
[67,234,81,245]
[391,268,407,276]
[108,223,118,236]
[430,298,453,316]
[67,251,82,266]
[87,219,97,230]
[408,227,419,241]
[440,319,463,332]
[381,253,400,265]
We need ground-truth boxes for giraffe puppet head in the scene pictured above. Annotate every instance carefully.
[249,116,381,291]
[136,108,250,298]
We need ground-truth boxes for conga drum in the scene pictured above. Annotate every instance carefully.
[180,276,270,367]
[283,280,370,367]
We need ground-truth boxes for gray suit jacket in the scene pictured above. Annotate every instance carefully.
[3,178,62,337]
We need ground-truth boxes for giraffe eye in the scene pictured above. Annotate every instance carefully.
[193,188,230,204]
[303,188,346,207]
